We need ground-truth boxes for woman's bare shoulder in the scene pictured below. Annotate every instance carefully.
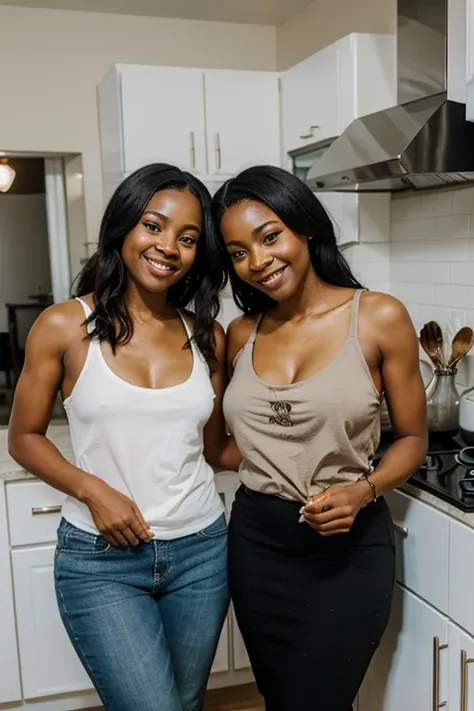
[29,299,90,350]
[227,314,259,364]
[360,291,412,326]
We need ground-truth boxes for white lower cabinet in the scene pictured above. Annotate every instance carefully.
[11,545,93,700]
[361,591,474,711]
[359,585,448,711]
[448,622,474,711]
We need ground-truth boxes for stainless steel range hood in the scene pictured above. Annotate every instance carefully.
[306,0,474,192]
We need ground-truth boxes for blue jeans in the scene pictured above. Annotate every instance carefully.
[54,515,229,711]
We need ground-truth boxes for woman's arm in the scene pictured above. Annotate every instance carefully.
[304,295,428,535]
[203,321,242,471]
[8,304,153,547]
[358,295,428,498]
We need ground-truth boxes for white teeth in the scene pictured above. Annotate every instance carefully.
[262,267,285,284]
[147,258,173,271]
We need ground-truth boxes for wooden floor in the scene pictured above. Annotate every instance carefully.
[205,684,264,710]
[88,683,264,711]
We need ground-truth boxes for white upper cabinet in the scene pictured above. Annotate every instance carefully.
[99,65,207,179]
[280,33,396,158]
[280,43,339,151]
[98,65,280,185]
[120,66,207,177]
[204,70,280,178]
[469,0,474,82]
[280,33,395,248]
[466,0,474,120]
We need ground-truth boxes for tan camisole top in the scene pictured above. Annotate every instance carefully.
[223,290,382,503]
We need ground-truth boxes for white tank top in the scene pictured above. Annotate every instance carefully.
[61,298,224,540]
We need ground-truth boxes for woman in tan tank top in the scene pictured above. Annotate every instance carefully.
[211,166,427,711]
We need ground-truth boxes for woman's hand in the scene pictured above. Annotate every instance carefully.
[81,478,154,547]
[303,481,372,536]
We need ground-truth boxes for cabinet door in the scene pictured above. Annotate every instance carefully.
[12,545,93,699]
[317,193,360,248]
[449,622,474,711]
[384,490,449,614]
[98,66,125,179]
[336,34,396,133]
[449,518,474,636]
[280,44,338,155]
[359,585,448,711]
[204,70,280,177]
[120,65,207,176]
[0,484,22,704]
[468,1,474,121]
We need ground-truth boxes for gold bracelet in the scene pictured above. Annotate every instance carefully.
[364,476,377,502]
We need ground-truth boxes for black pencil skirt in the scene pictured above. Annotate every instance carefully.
[228,485,395,711]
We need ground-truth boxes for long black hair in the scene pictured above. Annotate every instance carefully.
[74,163,223,372]
[211,165,363,314]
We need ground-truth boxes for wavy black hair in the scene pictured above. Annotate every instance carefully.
[74,164,223,372]
[211,165,363,314]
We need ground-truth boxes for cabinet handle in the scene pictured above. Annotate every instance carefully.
[393,521,409,537]
[189,131,196,170]
[215,133,221,171]
[300,125,320,139]
[31,505,62,516]
[433,637,448,710]
[461,649,474,711]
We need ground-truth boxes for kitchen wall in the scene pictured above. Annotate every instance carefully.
[343,184,474,386]
[0,194,51,333]
[276,0,396,69]
[0,5,276,249]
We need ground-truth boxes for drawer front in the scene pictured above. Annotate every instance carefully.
[385,490,449,613]
[449,519,474,635]
[7,480,65,547]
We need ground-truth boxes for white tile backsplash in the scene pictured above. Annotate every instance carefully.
[342,184,474,386]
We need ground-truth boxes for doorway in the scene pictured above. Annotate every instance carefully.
[0,151,87,426]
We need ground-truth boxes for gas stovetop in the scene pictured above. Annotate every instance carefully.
[376,432,474,512]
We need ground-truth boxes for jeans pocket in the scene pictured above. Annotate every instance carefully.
[197,514,228,539]
[57,518,111,555]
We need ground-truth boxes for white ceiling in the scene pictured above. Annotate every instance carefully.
[0,0,313,25]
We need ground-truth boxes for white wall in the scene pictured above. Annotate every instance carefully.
[0,194,51,336]
[276,0,395,69]
[0,5,276,250]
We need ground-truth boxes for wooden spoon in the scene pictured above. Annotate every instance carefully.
[447,326,474,368]
[420,321,445,368]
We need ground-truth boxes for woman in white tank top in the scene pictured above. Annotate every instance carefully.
[8,164,241,711]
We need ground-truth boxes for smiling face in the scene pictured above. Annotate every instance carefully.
[121,188,202,294]
[220,199,313,302]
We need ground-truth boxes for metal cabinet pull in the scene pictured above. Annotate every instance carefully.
[31,505,62,516]
[300,125,320,139]
[433,637,448,710]
[393,520,409,537]
[215,133,221,171]
[189,131,196,169]
[461,649,474,711]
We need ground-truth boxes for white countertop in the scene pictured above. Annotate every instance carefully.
[1,425,474,530]
[0,424,74,480]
